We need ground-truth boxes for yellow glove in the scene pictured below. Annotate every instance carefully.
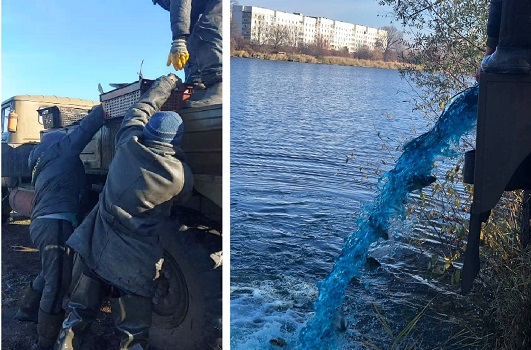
[166,38,189,71]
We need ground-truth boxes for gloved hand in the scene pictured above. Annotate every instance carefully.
[85,104,105,127]
[165,72,180,87]
[166,38,189,71]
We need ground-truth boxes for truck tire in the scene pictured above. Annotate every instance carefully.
[150,226,222,350]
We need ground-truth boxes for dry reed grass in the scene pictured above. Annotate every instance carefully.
[231,50,406,70]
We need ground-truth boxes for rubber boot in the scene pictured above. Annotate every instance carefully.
[186,82,207,102]
[15,283,42,323]
[55,271,105,350]
[111,294,152,350]
[182,82,222,108]
[37,309,64,350]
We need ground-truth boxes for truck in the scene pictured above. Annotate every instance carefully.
[1,95,98,219]
[1,79,222,350]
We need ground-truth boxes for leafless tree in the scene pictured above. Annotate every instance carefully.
[251,17,270,50]
[230,16,247,51]
[354,45,372,60]
[267,24,292,51]
[314,34,331,57]
[377,26,405,62]
[284,26,300,52]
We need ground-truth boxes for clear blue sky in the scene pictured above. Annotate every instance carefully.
[237,0,395,29]
[0,1,394,103]
[1,0,186,102]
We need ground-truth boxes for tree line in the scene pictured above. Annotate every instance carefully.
[230,16,407,62]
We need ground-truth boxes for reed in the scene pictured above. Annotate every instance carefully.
[230,50,407,71]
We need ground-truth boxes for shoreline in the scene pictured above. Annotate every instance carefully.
[230,50,408,71]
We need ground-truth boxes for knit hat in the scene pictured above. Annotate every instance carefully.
[143,111,184,146]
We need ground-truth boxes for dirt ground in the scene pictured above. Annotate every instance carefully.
[1,217,119,349]
[2,207,222,349]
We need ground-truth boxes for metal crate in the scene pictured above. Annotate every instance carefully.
[38,106,91,129]
[100,79,184,119]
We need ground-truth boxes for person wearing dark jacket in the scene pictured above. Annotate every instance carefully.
[14,106,104,349]
[153,0,222,108]
[476,0,531,80]
[55,74,194,350]
[152,0,202,88]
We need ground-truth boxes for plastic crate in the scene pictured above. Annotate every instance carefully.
[100,79,187,119]
[38,106,91,129]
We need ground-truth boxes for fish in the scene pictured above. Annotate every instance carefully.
[368,215,389,240]
[365,256,381,270]
[269,338,287,347]
[405,175,436,192]
[109,83,131,89]
[333,314,347,332]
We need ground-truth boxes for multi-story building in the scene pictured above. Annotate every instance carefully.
[232,5,388,52]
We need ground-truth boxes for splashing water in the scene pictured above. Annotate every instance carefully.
[299,85,479,349]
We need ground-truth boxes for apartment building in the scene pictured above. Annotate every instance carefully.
[232,5,388,52]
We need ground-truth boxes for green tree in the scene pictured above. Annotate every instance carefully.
[375,0,491,281]
[376,11,531,348]
[378,0,488,112]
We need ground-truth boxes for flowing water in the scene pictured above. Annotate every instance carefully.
[230,57,488,349]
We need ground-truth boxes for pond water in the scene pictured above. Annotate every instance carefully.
[230,57,488,350]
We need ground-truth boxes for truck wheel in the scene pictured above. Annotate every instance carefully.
[150,227,222,350]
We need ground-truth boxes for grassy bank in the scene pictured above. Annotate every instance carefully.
[231,50,407,70]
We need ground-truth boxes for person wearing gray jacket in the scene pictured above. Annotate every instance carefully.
[55,74,194,349]
[154,0,222,108]
[14,106,104,349]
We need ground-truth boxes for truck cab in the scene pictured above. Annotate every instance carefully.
[1,95,97,146]
[1,96,97,219]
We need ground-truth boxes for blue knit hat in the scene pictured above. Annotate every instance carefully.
[143,111,184,146]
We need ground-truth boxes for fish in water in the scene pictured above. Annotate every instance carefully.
[333,314,347,332]
[269,338,287,347]
[365,256,381,270]
[405,174,437,192]
[368,215,389,240]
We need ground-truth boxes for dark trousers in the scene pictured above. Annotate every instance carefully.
[29,218,74,314]
[190,0,222,86]
[57,256,153,349]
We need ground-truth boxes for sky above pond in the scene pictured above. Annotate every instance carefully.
[237,0,396,29]
[1,0,395,103]
[1,0,188,102]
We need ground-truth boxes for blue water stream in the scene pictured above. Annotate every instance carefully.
[298,85,479,349]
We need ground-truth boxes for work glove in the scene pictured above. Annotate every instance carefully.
[166,38,189,71]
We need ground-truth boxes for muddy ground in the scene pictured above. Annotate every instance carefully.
[2,217,120,349]
[2,208,222,349]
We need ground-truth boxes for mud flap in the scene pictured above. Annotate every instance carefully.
[461,211,490,295]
